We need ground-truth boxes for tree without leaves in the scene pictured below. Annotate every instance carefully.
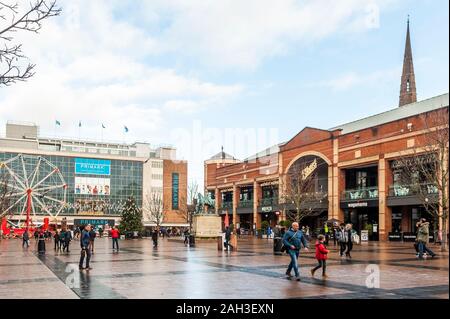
[143,192,164,231]
[280,159,327,223]
[0,0,61,86]
[395,108,449,251]
[186,181,199,231]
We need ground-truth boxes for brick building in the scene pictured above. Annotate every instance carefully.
[204,22,449,241]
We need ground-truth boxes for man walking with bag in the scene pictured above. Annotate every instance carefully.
[282,222,309,281]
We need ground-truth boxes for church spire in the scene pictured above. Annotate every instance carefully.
[399,16,417,107]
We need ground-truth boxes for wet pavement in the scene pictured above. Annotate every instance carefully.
[0,237,448,299]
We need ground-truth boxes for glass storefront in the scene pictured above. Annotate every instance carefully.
[0,152,143,216]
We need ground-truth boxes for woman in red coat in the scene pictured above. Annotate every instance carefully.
[311,235,330,278]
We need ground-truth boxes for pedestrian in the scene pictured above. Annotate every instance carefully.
[152,229,158,248]
[22,229,30,248]
[282,222,309,281]
[336,224,347,257]
[416,218,436,259]
[267,226,272,239]
[184,228,189,246]
[34,230,39,241]
[88,226,96,254]
[99,227,104,238]
[37,230,46,255]
[305,226,310,241]
[311,234,329,279]
[111,226,120,251]
[54,230,61,250]
[79,225,92,271]
[324,223,330,245]
[63,228,72,253]
[224,226,232,251]
[333,227,337,246]
[345,224,354,259]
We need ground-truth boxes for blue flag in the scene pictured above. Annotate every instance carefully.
[55,120,61,126]
[124,126,129,133]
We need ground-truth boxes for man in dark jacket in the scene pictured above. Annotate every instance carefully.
[225,227,232,251]
[22,229,29,248]
[89,228,97,254]
[63,229,72,253]
[79,225,92,270]
[282,222,309,281]
[152,229,158,248]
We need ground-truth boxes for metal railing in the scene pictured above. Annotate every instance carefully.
[221,202,233,209]
[260,197,279,206]
[388,183,439,197]
[342,187,379,201]
[238,200,253,208]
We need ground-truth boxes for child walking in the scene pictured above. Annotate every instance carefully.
[311,235,329,279]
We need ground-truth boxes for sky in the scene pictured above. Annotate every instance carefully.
[0,0,449,189]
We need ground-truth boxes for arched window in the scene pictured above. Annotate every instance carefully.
[406,80,410,92]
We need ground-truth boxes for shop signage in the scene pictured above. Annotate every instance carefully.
[261,206,272,213]
[302,159,318,180]
[75,158,111,175]
[361,230,369,241]
[74,219,115,227]
[388,232,402,241]
[348,202,368,208]
[403,233,417,242]
[373,224,378,233]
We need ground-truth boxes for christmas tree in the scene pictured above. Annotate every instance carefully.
[119,197,143,234]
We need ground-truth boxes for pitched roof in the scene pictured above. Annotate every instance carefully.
[330,93,449,135]
[209,151,237,161]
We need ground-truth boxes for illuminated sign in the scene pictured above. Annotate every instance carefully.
[75,158,111,175]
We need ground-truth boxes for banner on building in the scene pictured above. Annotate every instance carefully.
[75,158,111,175]
[75,177,110,195]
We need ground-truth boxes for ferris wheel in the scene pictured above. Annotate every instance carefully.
[0,154,67,228]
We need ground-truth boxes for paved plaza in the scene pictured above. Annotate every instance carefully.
[0,237,448,299]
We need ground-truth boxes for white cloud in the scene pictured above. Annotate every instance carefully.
[0,0,243,142]
[312,66,402,91]
[138,0,396,69]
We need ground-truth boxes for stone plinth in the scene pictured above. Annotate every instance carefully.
[193,214,222,238]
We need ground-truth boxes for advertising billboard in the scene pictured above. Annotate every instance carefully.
[75,158,111,175]
[75,177,110,195]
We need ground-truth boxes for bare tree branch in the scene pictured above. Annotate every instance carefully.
[143,192,164,231]
[279,159,327,223]
[0,0,61,86]
[394,108,449,251]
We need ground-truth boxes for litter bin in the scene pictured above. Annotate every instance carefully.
[273,237,283,255]
[189,235,195,247]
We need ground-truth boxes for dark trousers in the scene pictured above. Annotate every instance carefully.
[63,241,70,252]
[89,241,94,253]
[112,238,119,250]
[23,239,29,248]
[312,260,327,275]
[54,240,60,250]
[418,242,435,258]
[225,239,232,251]
[153,239,158,247]
[346,242,353,257]
[79,248,91,268]
[287,250,300,277]
[339,242,347,256]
